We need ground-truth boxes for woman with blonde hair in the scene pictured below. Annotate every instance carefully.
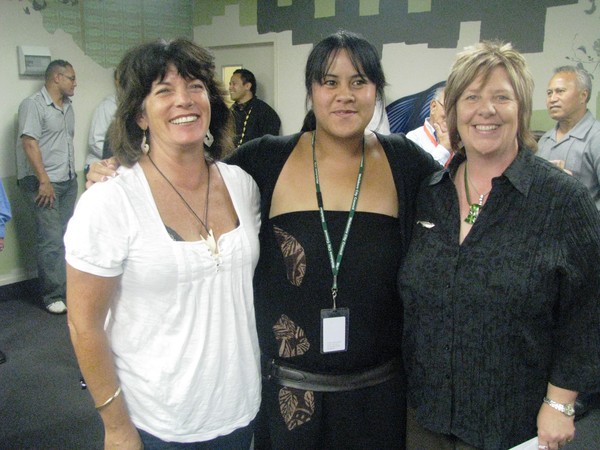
[400,41,600,450]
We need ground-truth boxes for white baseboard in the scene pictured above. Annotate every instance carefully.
[0,268,37,287]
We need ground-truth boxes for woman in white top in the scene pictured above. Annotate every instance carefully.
[65,39,261,449]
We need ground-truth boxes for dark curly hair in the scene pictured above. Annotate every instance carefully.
[109,38,234,166]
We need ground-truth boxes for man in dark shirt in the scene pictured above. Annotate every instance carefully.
[229,69,281,147]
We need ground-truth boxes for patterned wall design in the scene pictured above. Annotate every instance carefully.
[29,0,590,67]
[34,0,193,68]
[194,0,257,27]
[256,0,578,53]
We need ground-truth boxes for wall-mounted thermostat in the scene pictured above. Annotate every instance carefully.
[18,46,51,76]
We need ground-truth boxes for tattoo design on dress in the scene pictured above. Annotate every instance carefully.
[273,314,310,358]
[274,225,306,286]
[279,386,315,430]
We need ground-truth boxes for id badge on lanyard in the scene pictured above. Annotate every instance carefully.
[312,131,364,354]
[320,307,350,353]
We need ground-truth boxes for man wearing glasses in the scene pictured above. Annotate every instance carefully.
[16,60,78,315]
[406,86,453,167]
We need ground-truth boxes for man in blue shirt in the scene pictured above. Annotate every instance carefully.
[0,178,11,363]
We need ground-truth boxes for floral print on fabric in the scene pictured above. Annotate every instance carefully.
[274,225,306,286]
[273,314,310,357]
[279,386,315,430]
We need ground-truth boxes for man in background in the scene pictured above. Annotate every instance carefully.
[85,70,117,173]
[538,65,600,209]
[16,60,78,315]
[406,87,452,166]
[229,68,281,147]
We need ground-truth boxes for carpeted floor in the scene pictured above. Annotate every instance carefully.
[0,280,103,449]
[0,280,599,449]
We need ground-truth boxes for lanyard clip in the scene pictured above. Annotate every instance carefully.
[331,287,338,310]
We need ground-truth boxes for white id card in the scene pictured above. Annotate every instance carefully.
[320,307,349,353]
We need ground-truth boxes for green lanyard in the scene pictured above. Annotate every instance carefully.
[312,131,365,310]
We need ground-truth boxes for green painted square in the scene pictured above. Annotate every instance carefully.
[240,0,258,26]
[359,0,379,16]
[408,0,431,13]
[315,0,335,18]
[278,0,293,5]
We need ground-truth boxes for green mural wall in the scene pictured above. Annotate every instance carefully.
[31,0,194,68]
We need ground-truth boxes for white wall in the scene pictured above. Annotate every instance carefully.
[194,2,600,134]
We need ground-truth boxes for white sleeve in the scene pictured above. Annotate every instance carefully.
[64,180,135,277]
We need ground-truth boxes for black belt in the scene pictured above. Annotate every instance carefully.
[262,356,401,392]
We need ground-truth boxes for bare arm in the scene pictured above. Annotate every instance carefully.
[21,136,55,208]
[536,383,576,450]
[66,264,142,449]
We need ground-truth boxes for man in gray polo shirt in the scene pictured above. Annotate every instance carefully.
[538,65,600,210]
[16,59,78,314]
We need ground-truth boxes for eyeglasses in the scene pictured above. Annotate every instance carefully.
[60,73,76,82]
[434,99,445,108]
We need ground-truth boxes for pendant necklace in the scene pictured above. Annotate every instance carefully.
[147,153,219,257]
[463,161,491,225]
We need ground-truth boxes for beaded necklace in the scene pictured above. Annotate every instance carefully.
[236,107,253,147]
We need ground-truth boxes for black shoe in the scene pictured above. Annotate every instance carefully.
[574,393,592,421]
[0,350,6,364]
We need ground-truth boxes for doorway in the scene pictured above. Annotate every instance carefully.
[209,42,276,109]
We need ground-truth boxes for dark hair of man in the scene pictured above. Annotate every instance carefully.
[110,38,234,166]
[233,68,257,96]
[304,30,386,109]
[45,60,72,82]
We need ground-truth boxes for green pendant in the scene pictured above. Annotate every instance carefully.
[464,203,481,224]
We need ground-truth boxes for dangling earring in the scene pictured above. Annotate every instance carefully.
[141,129,149,154]
[204,129,214,148]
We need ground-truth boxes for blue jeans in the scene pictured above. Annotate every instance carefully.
[19,176,78,306]
[137,421,254,450]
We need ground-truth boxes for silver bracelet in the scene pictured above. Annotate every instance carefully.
[543,396,575,417]
[95,386,122,411]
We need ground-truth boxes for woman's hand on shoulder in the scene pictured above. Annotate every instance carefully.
[86,157,120,189]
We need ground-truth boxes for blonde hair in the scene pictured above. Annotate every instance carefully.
[444,41,537,154]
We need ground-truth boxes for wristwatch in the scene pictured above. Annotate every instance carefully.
[543,396,575,417]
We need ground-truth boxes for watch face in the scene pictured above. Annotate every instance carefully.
[565,404,575,416]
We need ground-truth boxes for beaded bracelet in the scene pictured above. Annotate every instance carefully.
[95,386,122,411]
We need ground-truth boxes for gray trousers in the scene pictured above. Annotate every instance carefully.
[19,176,78,306]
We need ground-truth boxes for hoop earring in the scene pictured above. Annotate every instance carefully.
[141,129,150,154]
[204,129,214,148]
